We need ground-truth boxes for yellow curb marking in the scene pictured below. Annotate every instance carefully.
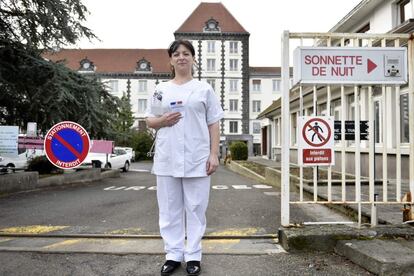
[107,228,142,235]
[0,225,68,234]
[0,238,13,243]
[208,228,259,236]
[43,239,81,249]
[203,239,240,250]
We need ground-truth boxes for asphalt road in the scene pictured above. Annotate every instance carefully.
[0,162,370,275]
[0,163,311,235]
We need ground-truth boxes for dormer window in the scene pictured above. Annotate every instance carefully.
[79,57,95,72]
[204,18,220,32]
[136,58,151,73]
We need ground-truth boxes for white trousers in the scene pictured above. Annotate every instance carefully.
[156,175,211,262]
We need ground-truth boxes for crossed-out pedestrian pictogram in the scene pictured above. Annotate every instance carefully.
[302,118,331,147]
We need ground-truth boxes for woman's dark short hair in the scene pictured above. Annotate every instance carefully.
[167,40,195,57]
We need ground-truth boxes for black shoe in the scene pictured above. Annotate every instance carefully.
[160,260,181,276]
[186,261,201,276]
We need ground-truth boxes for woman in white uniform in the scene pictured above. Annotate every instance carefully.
[145,40,223,276]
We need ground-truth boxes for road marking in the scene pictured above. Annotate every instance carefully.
[0,238,13,243]
[209,228,259,236]
[124,186,146,191]
[212,185,229,190]
[0,225,68,234]
[103,185,275,191]
[104,186,127,191]
[253,184,273,189]
[232,185,252,190]
[264,192,280,196]
[43,239,81,249]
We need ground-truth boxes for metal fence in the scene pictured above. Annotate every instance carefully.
[281,31,414,227]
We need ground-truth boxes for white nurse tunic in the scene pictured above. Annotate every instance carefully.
[145,79,224,177]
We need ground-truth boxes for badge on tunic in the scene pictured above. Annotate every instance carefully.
[170,101,185,116]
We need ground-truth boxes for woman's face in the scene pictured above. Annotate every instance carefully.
[170,44,195,75]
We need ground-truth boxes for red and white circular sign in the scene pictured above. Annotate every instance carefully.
[302,118,331,147]
[44,121,90,169]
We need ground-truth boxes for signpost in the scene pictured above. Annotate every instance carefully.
[44,121,90,169]
[0,126,19,157]
[298,117,334,166]
[293,47,407,85]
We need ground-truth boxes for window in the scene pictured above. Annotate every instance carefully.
[399,0,413,23]
[229,99,238,112]
[207,79,215,90]
[252,100,261,113]
[230,80,238,92]
[253,122,261,134]
[252,80,261,92]
[230,41,238,54]
[207,41,215,53]
[272,80,281,92]
[138,120,147,131]
[229,59,238,71]
[138,80,147,92]
[138,99,147,113]
[230,121,238,133]
[207,59,216,71]
[109,80,118,93]
[400,93,409,143]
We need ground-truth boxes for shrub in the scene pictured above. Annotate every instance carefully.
[27,155,61,174]
[229,141,248,160]
[131,130,155,161]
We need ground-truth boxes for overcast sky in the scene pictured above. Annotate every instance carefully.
[76,0,362,66]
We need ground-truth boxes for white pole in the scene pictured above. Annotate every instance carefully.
[281,30,291,226]
[395,39,401,202]
[408,39,414,204]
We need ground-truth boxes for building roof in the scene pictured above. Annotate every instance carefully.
[175,2,248,33]
[329,0,381,33]
[257,98,281,119]
[43,49,171,74]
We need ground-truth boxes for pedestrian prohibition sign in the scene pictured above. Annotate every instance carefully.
[298,116,334,166]
[44,121,90,169]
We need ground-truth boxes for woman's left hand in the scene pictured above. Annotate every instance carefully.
[206,154,219,175]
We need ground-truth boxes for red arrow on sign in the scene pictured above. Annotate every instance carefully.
[367,59,377,74]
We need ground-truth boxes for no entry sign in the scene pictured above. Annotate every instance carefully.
[44,121,90,169]
[298,117,334,166]
[293,47,407,85]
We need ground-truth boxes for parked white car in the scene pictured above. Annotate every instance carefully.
[81,147,130,172]
[0,149,44,172]
[116,146,135,162]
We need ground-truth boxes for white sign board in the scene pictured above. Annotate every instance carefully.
[27,122,37,137]
[293,47,407,85]
[298,117,334,166]
[0,126,19,157]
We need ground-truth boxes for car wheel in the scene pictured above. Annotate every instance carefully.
[104,163,111,169]
[122,161,130,172]
[6,163,15,173]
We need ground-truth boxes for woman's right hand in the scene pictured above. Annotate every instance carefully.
[161,112,182,127]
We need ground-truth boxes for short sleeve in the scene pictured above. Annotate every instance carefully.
[206,86,224,125]
[144,85,158,118]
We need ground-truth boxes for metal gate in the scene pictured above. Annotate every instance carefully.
[281,31,414,227]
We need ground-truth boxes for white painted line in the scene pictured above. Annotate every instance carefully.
[212,185,229,190]
[104,186,127,191]
[124,186,146,191]
[232,185,252,190]
[253,185,273,189]
[147,186,157,190]
[264,192,280,196]
[129,169,150,172]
